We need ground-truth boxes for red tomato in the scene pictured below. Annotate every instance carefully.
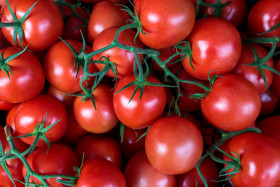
[14,95,68,146]
[201,0,247,28]
[182,17,241,80]
[44,40,96,93]
[231,43,274,94]
[113,74,166,129]
[247,0,280,46]
[201,74,261,131]
[259,89,279,116]
[76,158,126,187]
[73,84,118,134]
[47,86,76,107]
[0,28,11,49]
[1,0,63,51]
[223,132,280,187]
[257,116,280,142]
[92,27,143,78]
[88,1,129,43]
[152,47,180,71]
[22,144,78,186]
[134,0,195,49]
[6,104,19,134]
[271,59,280,97]
[0,99,15,111]
[0,47,45,103]
[145,116,203,175]
[125,151,176,187]
[176,157,219,187]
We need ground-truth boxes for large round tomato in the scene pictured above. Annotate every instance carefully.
[73,84,118,134]
[92,27,143,78]
[14,95,68,146]
[76,158,126,187]
[201,74,261,131]
[145,116,203,175]
[182,17,241,80]
[134,0,195,49]
[124,151,176,187]
[22,144,78,186]
[1,0,63,51]
[0,47,45,103]
[223,132,280,187]
[113,74,166,129]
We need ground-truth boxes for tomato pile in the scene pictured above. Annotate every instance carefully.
[0,0,280,186]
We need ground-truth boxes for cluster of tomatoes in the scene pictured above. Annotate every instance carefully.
[0,0,280,186]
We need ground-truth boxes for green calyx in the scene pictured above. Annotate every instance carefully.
[196,0,232,18]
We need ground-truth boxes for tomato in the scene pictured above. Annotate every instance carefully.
[88,1,129,43]
[152,47,180,71]
[201,0,247,28]
[201,74,261,131]
[145,116,203,175]
[231,43,274,94]
[76,158,126,187]
[182,17,241,80]
[0,28,11,49]
[92,27,143,78]
[176,157,219,187]
[259,89,279,116]
[73,84,118,134]
[0,47,45,103]
[223,132,280,187]
[75,134,122,168]
[113,74,166,129]
[124,151,176,187]
[47,86,76,107]
[80,0,128,4]
[14,95,68,146]
[271,59,280,98]
[257,116,280,142]
[118,127,146,158]
[247,0,280,46]
[6,104,19,134]
[0,99,15,111]
[1,0,63,51]
[44,39,96,93]
[134,0,195,49]
[22,144,78,186]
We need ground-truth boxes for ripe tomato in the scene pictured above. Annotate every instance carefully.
[22,144,78,186]
[201,0,247,28]
[75,134,122,168]
[223,132,280,187]
[201,74,261,131]
[0,99,15,110]
[44,39,96,93]
[73,84,118,134]
[76,158,126,187]
[14,95,68,146]
[257,116,280,142]
[182,17,241,80]
[259,89,279,116]
[1,0,63,51]
[6,104,19,134]
[124,151,176,187]
[271,59,280,97]
[152,47,180,71]
[145,116,203,175]
[47,86,76,107]
[88,1,129,43]
[113,74,166,129]
[134,0,195,49]
[92,27,143,78]
[231,43,274,94]
[0,47,45,103]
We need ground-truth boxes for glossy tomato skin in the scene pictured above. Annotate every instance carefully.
[0,47,45,103]
[113,74,166,129]
[73,84,118,134]
[76,158,126,187]
[124,151,176,187]
[145,116,203,175]
[259,89,279,116]
[44,40,96,93]
[22,144,78,186]
[201,74,261,131]
[92,27,143,78]
[176,157,219,187]
[1,0,63,51]
[231,43,274,94]
[47,86,76,107]
[247,0,280,46]
[257,116,280,142]
[182,17,241,80]
[201,0,247,28]
[135,0,195,49]
[75,134,122,168]
[88,1,129,43]
[223,132,280,187]
[14,95,68,146]
[0,99,15,110]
